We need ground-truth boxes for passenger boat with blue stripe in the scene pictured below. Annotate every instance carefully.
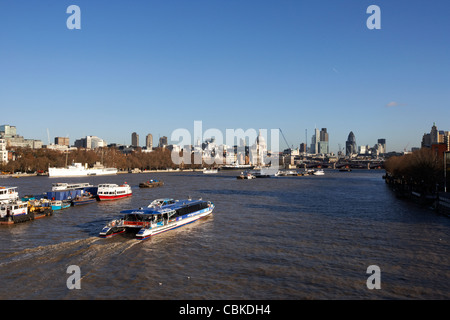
[99,198,215,240]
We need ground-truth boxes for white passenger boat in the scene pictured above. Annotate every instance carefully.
[48,162,118,178]
[51,182,93,191]
[313,169,325,176]
[0,201,28,224]
[99,198,215,240]
[97,183,132,201]
[203,168,218,174]
[0,187,19,204]
[275,170,298,176]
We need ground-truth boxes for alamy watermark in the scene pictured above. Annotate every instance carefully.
[66,265,81,290]
[66,5,81,30]
[366,265,381,290]
[170,121,280,173]
[65,4,381,30]
[366,5,381,30]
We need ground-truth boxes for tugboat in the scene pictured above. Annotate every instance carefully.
[71,193,97,206]
[139,179,164,188]
[99,198,214,239]
[237,171,255,179]
[97,183,132,201]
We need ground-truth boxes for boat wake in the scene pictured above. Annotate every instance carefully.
[0,236,140,274]
[0,235,145,298]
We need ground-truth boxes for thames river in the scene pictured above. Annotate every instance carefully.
[0,170,449,299]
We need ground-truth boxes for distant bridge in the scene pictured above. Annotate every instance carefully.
[300,159,384,170]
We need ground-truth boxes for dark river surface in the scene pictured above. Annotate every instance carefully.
[0,170,449,299]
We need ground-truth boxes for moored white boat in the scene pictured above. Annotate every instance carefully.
[48,163,117,178]
[203,168,218,174]
[97,183,132,201]
[99,198,214,240]
[0,187,19,204]
[52,182,93,191]
[313,169,325,175]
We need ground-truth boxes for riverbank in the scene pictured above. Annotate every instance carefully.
[383,173,449,217]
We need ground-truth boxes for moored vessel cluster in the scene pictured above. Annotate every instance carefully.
[0,180,135,225]
[237,168,325,179]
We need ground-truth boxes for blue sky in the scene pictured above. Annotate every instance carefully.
[1,0,449,152]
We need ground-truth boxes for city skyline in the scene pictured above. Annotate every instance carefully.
[1,1,449,153]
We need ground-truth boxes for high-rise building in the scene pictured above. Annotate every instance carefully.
[74,136,106,149]
[55,137,70,146]
[159,136,168,148]
[422,123,445,149]
[377,139,386,154]
[346,131,357,156]
[319,128,329,154]
[310,128,329,154]
[430,123,438,145]
[146,134,153,149]
[131,132,139,147]
[310,128,320,154]
[300,143,307,153]
[320,128,329,142]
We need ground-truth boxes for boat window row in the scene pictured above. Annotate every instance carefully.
[175,202,209,216]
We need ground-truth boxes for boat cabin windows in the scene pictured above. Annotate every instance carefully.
[175,202,209,216]
[124,214,152,222]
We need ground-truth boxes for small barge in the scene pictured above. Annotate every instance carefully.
[139,179,164,188]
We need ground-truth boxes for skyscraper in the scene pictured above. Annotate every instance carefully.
[310,127,329,154]
[159,136,168,148]
[310,128,320,154]
[377,139,386,154]
[318,128,329,154]
[146,134,153,149]
[131,132,139,147]
[346,131,357,156]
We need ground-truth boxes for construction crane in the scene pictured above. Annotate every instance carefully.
[404,142,410,153]
[279,128,291,150]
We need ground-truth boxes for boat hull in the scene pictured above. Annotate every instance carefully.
[99,226,126,238]
[98,193,132,201]
[136,206,214,240]
[72,198,97,206]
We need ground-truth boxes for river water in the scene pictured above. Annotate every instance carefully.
[0,170,448,300]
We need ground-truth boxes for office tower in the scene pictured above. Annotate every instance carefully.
[430,123,438,145]
[310,128,320,154]
[377,139,386,154]
[319,128,329,154]
[132,132,139,147]
[300,143,307,153]
[146,134,153,149]
[159,136,168,148]
[346,131,357,156]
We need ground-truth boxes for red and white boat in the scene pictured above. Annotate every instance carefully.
[97,183,132,201]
